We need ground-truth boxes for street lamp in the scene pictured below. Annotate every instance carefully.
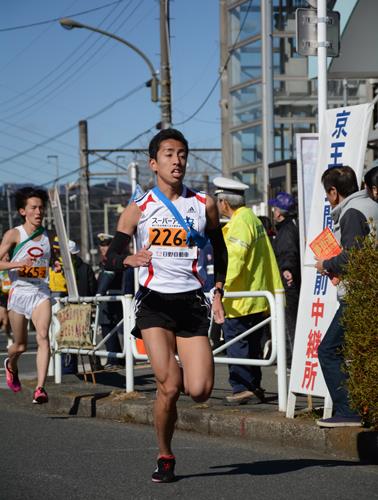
[65,182,78,238]
[59,18,159,103]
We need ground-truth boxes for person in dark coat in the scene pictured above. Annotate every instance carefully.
[268,192,301,367]
[96,233,134,369]
[69,241,97,297]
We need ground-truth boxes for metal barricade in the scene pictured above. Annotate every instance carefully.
[50,290,287,411]
[50,294,135,392]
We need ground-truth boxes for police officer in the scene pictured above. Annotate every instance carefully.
[213,176,282,405]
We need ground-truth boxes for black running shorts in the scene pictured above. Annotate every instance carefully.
[133,286,211,338]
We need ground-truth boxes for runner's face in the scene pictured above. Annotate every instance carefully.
[19,197,45,226]
[150,139,187,186]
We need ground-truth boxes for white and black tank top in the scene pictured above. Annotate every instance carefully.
[9,225,50,289]
[134,186,207,293]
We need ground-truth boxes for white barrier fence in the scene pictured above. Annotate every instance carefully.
[50,290,287,412]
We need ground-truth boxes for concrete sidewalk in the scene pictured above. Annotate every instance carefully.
[14,362,378,463]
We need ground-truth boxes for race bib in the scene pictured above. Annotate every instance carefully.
[18,257,48,279]
[148,227,197,259]
[18,266,47,279]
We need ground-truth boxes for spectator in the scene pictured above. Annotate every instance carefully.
[49,236,68,296]
[69,240,97,297]
[315,166,378,427]
[364,163,378,202]
[96,233,133,369]
[268,192,301,367]
[258,215,276,243]
[213,176,282,406]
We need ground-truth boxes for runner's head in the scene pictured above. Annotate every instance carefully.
[15,187,48,224]
[149,129,189,160]
[149,129,189,187]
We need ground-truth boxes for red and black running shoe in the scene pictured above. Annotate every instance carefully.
[151,456,176,483]
[32,386,48,404]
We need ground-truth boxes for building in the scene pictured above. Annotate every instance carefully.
[220,0,374,207]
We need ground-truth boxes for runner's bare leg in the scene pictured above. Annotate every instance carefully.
[7,310,28,371]
[31,298,51,388]
[142,327,182,457]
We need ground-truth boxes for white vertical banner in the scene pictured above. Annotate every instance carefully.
[287,103,373,417]
[48,188,79,300]
[296,133,319,268]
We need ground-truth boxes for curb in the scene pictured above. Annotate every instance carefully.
[23,380,378,463]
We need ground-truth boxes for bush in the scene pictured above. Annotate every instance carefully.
[342,233,378,429]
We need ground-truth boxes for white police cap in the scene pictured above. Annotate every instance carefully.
[213,176,249,196]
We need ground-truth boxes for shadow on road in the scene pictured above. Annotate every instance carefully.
[176,458,362,480]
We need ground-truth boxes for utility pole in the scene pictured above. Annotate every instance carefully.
[261,0,274,208]
[79,120,90,262]
[159,0,172,129]
[317,0,327,129]
[220,0,230,176]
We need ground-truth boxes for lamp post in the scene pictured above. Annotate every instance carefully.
[59,18,159,103]
[65,182,78,238]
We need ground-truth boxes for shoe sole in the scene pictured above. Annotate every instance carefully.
[151,476,176,483]
[32,398,48,404]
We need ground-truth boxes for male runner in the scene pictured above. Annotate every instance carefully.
[105,128,228,482]
[0,187,51,404]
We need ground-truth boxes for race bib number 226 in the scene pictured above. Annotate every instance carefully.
[148,227,197,259]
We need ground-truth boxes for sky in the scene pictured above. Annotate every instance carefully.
[0,0,221,187]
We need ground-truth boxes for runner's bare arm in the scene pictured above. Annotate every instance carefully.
[0,229,33,269]
[0,229,18,260]
[116,201,141,235]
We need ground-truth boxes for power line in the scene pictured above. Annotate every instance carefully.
[0,0,138,117]
[41,124,155,186]
[0,127,78,162]
[0,0,127,32]
[0,118,78,152]
[0,82,146,166]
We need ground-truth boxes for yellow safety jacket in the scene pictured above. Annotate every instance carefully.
[49,265,68,293]
[222,206,283,318]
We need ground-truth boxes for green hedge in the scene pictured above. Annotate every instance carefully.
[342,233,378,429]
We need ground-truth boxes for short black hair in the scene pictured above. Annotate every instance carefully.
[321,166,359,198]
[364,165,378,190]
[15,186,48,211]
[148,128,189,160]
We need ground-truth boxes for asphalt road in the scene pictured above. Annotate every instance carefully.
[0,393,377,500]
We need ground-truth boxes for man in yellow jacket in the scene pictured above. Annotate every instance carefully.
[213,177,283,405]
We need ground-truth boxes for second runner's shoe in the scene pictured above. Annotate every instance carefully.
[32,387,48,404]
[4,358,21,392]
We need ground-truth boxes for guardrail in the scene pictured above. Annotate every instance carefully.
[49,289,287,412]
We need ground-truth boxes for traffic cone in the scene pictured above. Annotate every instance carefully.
[136,338,147,355]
